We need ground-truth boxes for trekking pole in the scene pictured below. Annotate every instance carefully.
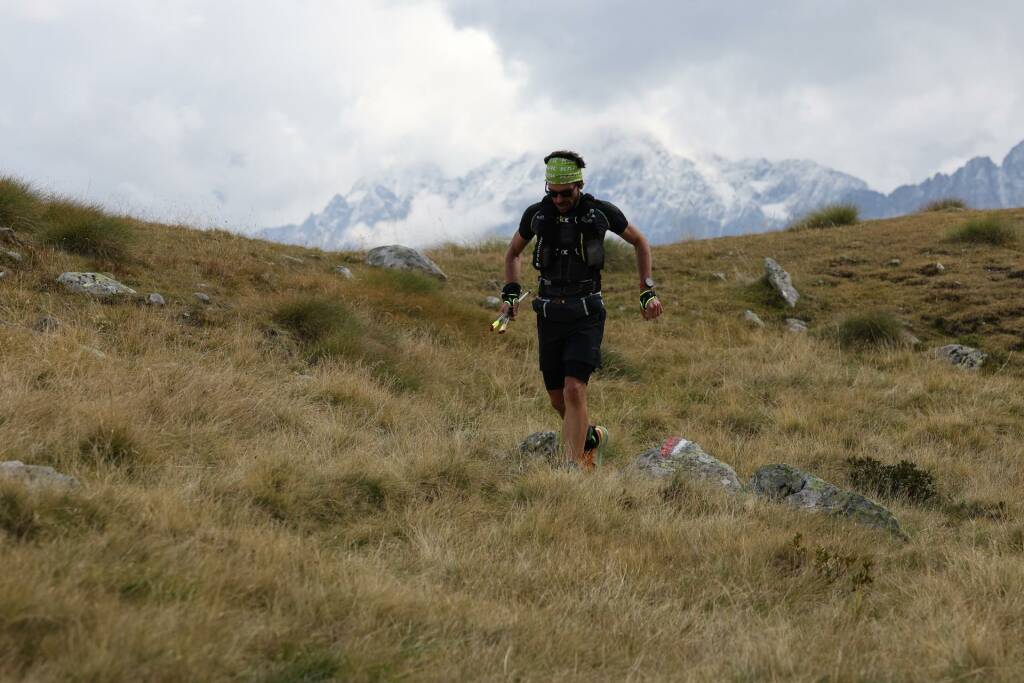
[490,291,530,334]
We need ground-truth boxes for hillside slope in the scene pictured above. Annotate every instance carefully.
[2,179,1024,681]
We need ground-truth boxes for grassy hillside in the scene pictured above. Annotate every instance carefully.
[2,176,1024,681]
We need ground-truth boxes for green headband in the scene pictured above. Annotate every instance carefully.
[545,157,583,184]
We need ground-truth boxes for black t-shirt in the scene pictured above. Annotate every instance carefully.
[517,195,629,242]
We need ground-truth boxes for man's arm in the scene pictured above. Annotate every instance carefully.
[619,223,663,320]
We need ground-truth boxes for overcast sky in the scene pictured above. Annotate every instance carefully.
[2,0,1022,232]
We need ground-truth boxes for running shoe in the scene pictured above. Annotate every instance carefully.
[581,425,609,469]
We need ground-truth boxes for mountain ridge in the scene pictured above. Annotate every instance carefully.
[260,136,1024,249]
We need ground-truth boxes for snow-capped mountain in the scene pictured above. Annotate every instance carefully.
[259,135,1024,249]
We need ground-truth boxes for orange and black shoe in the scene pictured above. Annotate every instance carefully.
[581,425,609,469]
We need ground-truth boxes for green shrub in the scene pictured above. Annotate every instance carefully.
[40,199,133,259]
[920,197,966,212]
[787,203,859,230]
[0,176,44,231]
[272,297,356,344]
[837,310,906,348]
[947,217,1019,246]
[846,456,937,503]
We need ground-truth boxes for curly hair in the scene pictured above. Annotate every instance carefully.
[543,150,586,168]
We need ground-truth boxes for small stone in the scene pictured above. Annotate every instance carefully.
[519,431,558,464]
[0,227,21,245]
[711,272,727,281]
[921,262,945,276]
[887,258,902,267]
[57,272,136,299]
[742,310,765,327]
[334,266,353,279]
[33,315,60,333]
[283,255,305,264]
[2,249,23,263]
[366,245,447,281]
[147,293,166,306]
[197,283,209,289]
[78,345,106,359]
[764,257,799,307]
[0,271,7,280]
[900,330,922,347]
[785,318,808,333]
[484,296,501,308]
[935,344,986,370]
[0,461,80,491]
[635,437,743,492]
[193,292,211,304]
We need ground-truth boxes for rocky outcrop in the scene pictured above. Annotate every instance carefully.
[57,272,136,299]
[366,245,447,281]
[935,344,986,370]
[749,463,905,539]
[764,258,799,307]
[635,437,743,492]
[0,461,80,491]
[519,431,558,463]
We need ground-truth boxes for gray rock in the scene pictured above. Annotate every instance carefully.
[2,249,23,263]
[282,255,305,264]
[749,463,905,538]
[193,292,211,304]
[742,310,765,327]
[0,461,80,491]
[33,315,60,333]
[0,227,21,245]
[935,344,986,370]
[519,431,558,463]
[785,318,808,333]
[764,257,799,307]
[334,266,353,279]
[57,272,136,299]
[484,296,501,308]
[886,258,902,267]
[366,245,447,281]
[711,272,727,281]
[900,330,922,347]
[921,262,945,276]
[635,437,743,492]
[0,271,7,281]
[146,293,166,306]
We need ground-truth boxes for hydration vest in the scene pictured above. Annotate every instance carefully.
[530,194,609,293]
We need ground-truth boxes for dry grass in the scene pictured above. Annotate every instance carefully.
[2,184,1024,680]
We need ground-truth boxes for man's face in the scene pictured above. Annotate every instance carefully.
[547,183,580,214]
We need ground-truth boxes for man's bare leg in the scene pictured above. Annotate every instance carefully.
[561,377,589,467]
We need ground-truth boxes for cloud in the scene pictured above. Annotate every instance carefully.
[0,0,543,229]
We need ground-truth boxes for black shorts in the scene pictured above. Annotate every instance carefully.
[537,308,606,391]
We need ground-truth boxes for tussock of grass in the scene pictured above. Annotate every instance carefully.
[0,176,44,232]
[947,217,1019,246]
[271,297,355,344]
[846,457,937,503]
[788,203,859,230]
[836,310,906,348]
[78,424,145,471]
[41,199,134,259]
[921,197,967,212]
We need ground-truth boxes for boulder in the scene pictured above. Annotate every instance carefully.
[334,266,354,279]
[366,245,447,281]
[764,257,799,307]
[57,273,136,299]
[935,344,986,370]
[146,293,166,306]
[519,431,558,463]
[749,463,904,538]
[785,318,808,333]
[742,310,765,327]
[0,461,79,491]
[193,292,211,304]
[635,437,743,492]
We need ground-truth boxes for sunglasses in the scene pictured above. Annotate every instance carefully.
[546,187,576,199]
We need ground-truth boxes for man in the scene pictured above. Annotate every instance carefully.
[499,150,663,469]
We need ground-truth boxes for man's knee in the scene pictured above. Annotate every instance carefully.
[548,389,566,412]
[563,377,587,406]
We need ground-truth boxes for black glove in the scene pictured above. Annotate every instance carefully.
[501,282,522,308]
[640,289,658,311]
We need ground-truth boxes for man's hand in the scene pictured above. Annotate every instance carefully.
[640,289,662,321]
[501,283,522,319]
